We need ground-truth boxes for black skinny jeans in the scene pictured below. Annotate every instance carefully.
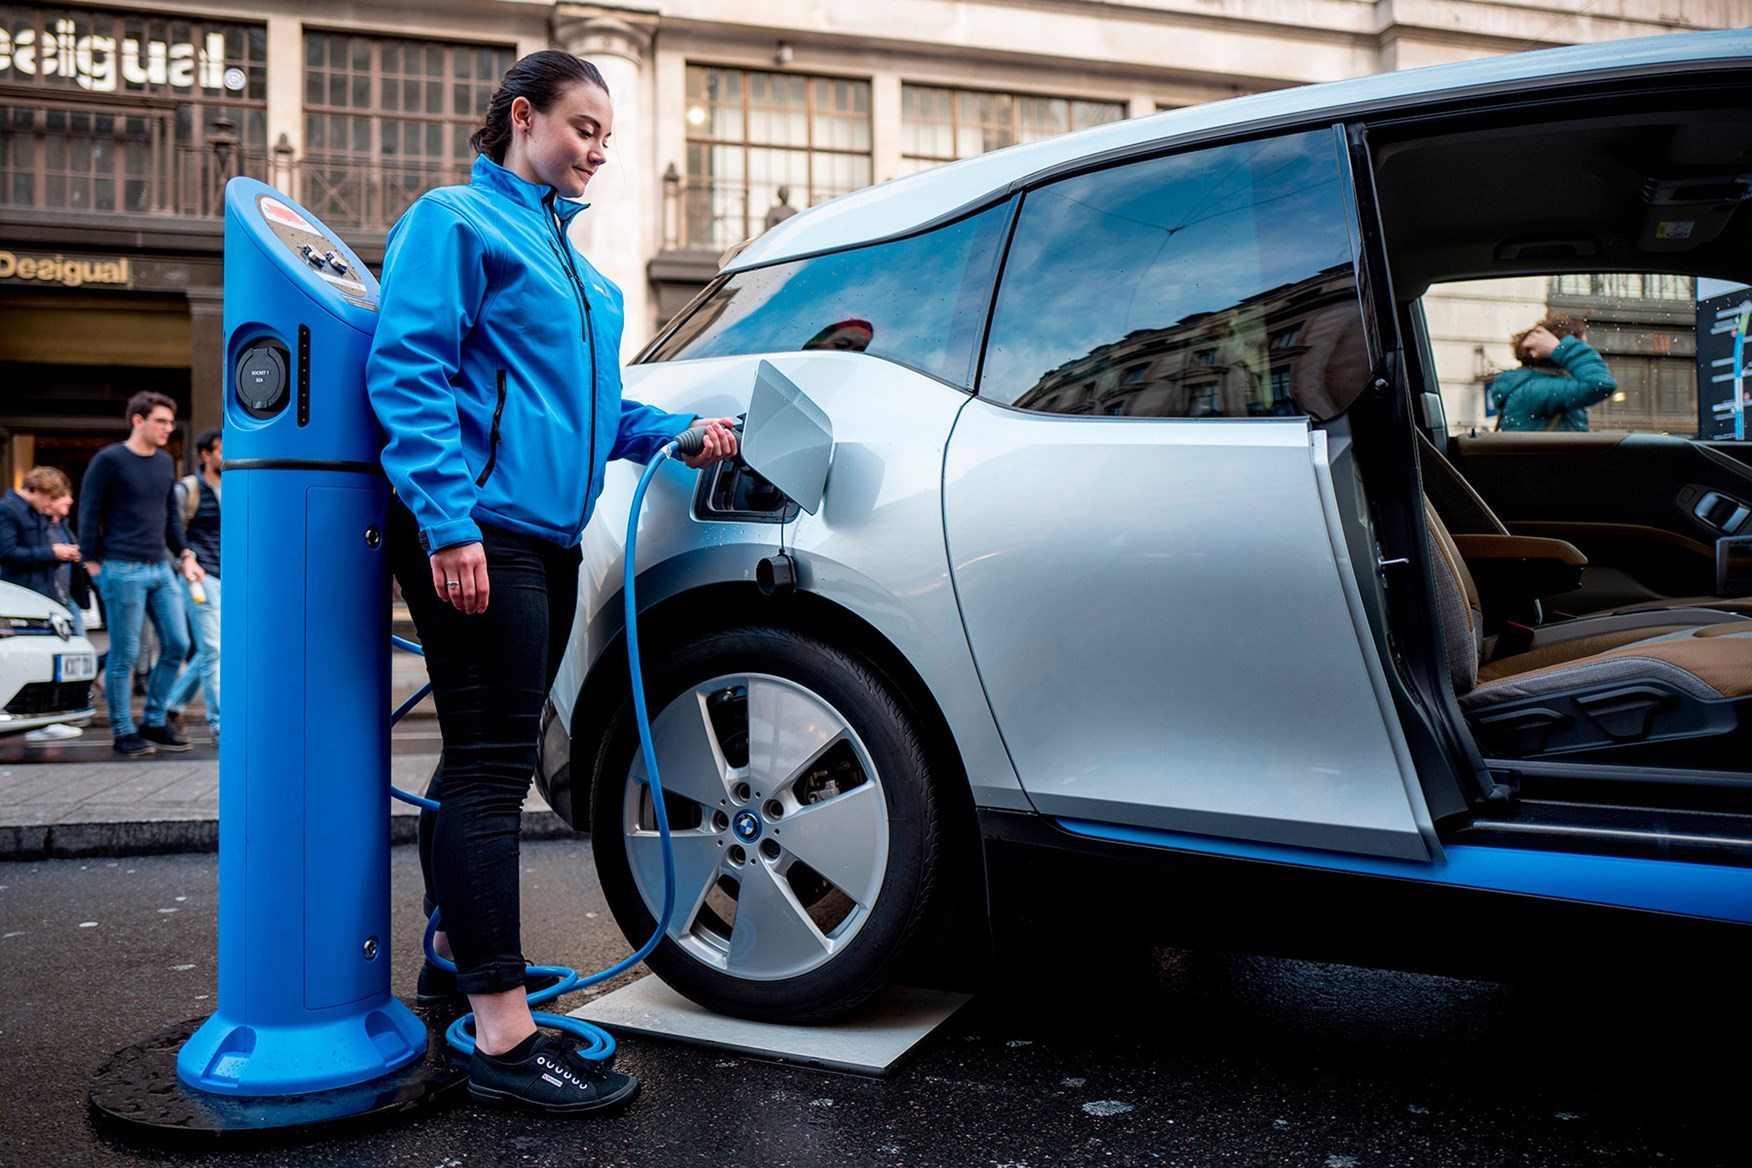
[388,498,580,995]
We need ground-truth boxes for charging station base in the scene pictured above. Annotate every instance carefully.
[571,977,970,1076]
[89,1012,466,1141]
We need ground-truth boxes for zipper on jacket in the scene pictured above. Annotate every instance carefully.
[475,369,507,487]
[544,193,599,515]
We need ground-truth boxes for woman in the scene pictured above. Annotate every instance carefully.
[1490,314,1617,432]
[367,51,738,1114]
[0,466,84,631]
[0,467,89,742]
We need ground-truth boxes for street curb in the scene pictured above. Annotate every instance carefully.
[0,810,580,861]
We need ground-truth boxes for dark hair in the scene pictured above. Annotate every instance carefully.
[195,428,222,456]
[471,51,610,164]
[125,390,177,426]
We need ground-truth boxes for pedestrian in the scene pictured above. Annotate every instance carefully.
[1490,314,1617,431]
[164,428,222,746]
[0,466,90,742]
[77,391,204,756]
[366,50,738,1115]
[0,465,85,627]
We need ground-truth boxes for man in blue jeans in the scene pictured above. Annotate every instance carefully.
[78,391,208,756]
[165,429,221,746]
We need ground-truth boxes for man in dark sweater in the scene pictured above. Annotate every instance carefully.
[78,391,208,755]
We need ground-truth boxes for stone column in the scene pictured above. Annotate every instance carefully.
[186,288,226,471]
[553,8,659,358]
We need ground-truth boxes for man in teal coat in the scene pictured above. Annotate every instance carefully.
[1490,314,1617,431]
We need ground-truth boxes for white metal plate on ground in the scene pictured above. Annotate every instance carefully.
[570,977,971,1076]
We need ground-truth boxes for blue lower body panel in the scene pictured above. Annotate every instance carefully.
[1057,818,1752,926]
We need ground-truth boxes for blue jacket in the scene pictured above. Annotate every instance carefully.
[0,490,59,601]
[368,155,693,552]
[1489,336,1617,432]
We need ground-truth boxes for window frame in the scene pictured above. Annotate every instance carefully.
[682,63,873,252]
[299,29,513,231]
[899,81,1126,174]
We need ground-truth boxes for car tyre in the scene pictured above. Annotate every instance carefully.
[591,626,943,1023]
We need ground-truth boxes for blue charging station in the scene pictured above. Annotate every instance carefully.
[90,179,461,1136]
[86,177,817,1140]
[176,176,425,1095]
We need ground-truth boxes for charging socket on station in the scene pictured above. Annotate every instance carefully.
[236,338,292,419]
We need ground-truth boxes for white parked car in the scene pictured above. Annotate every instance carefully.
[0,581,97,736]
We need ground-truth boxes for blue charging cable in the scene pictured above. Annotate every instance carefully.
[389,434,696,1060]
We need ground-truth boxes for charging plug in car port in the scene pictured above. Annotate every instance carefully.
[694,459,799,523]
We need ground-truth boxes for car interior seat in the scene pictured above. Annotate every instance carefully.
[1417,431,1752,638]
[1424,499,1752,767]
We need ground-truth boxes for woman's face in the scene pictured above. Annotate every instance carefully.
[510,82,612,199]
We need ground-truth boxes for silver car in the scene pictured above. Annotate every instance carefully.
[539,29,1752,1022]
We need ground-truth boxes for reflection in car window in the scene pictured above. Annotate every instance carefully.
[646,202,1010,388]
[981,130,1369,419]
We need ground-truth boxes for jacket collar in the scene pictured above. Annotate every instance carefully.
[469,154,591,226]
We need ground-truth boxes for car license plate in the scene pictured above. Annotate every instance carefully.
[56,653,96,683]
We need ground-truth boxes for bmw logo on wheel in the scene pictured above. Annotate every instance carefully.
[732,810,761,842]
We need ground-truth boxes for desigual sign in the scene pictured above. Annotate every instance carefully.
[0,12,245,93]
[0,249,131,287]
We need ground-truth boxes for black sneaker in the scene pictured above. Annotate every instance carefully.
[468,1031,638,1114]
[416,960,561,1004]
[140,723,191,752]
[113,732,156,756]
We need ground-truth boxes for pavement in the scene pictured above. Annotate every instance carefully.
[0,619,572,861]
[0,732,572,861]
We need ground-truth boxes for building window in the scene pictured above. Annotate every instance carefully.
[683,65,871,253]
[900,85,1123,174]
[1547,272,1699,433]
[0,4,267,216]
[301,32,512,231]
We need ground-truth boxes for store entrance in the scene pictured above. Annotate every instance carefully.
[0,364,191,492]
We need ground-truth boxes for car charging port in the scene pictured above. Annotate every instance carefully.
[694,459,799,524]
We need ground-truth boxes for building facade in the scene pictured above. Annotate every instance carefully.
[1,0,1742,485]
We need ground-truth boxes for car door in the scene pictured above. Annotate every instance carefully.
[943,128,1438,862]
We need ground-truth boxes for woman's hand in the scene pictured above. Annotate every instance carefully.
[681,418,741,470]
[1520,325,1560,361]
[431,541,490,613]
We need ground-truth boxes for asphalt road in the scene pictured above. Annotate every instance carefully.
[2,841,1745,1167]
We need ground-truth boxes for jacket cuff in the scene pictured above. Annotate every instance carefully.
[422,517,483,554]
[1550,335,1583,364]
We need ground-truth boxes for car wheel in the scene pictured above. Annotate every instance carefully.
[591,626,943,1023]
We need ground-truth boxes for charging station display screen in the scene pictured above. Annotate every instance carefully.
[1697,288,1751,441]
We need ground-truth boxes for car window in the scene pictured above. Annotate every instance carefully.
[645,202,1010,389]
[980,129,1370,420]
[1424,272,1752,440]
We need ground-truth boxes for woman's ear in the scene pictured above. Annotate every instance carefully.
[510,95,532,133]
